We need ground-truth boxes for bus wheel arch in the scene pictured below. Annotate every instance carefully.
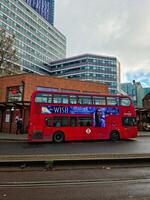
[53,131,65,143]
[110,130,120,141]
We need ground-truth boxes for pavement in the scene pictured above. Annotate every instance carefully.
[0,131,149,141]
[0,133,27,141]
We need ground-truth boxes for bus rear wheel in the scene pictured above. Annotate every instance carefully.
[53,131,64,143]
[110,131,120,141]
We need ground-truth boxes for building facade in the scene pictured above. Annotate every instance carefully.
[49,54,120,94]
[143,88,150,97]
[0,0,66,74]
[121,81,149,108]
[136,92,150,131]
[24,0,55,25]
[121,82,150,131]
[121,82,136,105]
[0,74,108,134]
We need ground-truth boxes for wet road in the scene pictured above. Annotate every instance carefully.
[1,163,150,199]
[0,137,150,155]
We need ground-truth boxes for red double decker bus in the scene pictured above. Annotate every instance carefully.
[28,90,137,143]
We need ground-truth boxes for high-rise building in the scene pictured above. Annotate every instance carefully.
[49,54,120,94]
[0,0,66,74]
[24,0,55,25]
[121,81,145,108]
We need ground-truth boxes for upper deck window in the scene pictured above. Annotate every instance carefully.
[93,96,106,105]
[61,95,69,104]
[83,96,92,104]
[120,98,131,106]
[53,94,62,104]
[35,93,52,103]
[70,95,77,104]
[107,97,119,106]
[53,94,68,104]
[78,96,83,104]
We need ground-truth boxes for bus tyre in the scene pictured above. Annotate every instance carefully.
[53,131,64,143]
[110,131,120,141]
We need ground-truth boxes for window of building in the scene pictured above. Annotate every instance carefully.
[7,86,23,102]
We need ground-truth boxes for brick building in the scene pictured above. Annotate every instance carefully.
[0,74,108,134]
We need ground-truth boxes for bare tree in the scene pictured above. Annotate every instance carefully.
[0,28,21,76]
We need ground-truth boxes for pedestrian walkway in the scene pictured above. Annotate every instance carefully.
[0,133,27,141]
[138,131,150,137]
[0,131,149,141]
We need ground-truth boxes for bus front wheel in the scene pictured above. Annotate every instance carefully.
[53,131,64,143]
[110,131,120,141]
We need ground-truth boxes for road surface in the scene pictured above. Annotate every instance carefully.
[0,137,150,156]
[1,162,150,199]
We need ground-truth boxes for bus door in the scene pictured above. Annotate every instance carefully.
[122,117,137,137]
[43,116,54,140]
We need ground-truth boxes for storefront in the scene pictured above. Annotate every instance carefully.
[136,92,150,131]
[136,108,150,131]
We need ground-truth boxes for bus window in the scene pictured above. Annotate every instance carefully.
[78,96,92,104]
[62,95,69,104]
[61,117,68,127]
[122,117,136,126]
[45,117,52,127]
[120,98,130,106]
[78,117,92,127]
[53,117,68,127]
[93,96,106,105]
[82,96,92,105]
[107,97,119,105]
[53,117,61,127]
[78,96,83,104]
[35,93,48,103]
[70,95,77,104]
[70,117,77,127]
[53,94,62,104]
[47,95,52,103]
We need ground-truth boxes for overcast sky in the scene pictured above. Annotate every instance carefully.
[55,0,150,86]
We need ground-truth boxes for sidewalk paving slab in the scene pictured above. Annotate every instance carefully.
[0,133,27,141]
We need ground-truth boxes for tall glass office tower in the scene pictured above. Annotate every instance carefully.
[0,0,66,74]
[24,0,54,25]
